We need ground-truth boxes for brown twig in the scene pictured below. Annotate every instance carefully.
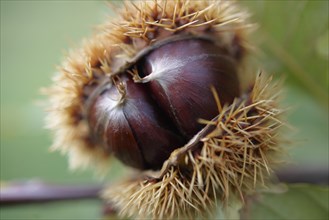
[276,165,329,185]
[0,180,102,205]
[0,166,327,205]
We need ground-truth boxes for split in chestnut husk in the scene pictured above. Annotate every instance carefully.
[86,38,240,170]
[45,1,286,219]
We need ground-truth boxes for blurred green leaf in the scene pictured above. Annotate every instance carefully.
[242,0,329,170]
[0,0,107,183]
[244,184,329,220]
[242,0,329,107]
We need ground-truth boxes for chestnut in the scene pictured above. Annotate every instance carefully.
[87,38,240,170]
[88,75,185,170]
[138,39,240,138]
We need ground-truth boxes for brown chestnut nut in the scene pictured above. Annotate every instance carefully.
[88,75,185,170]
[88,38,240,170]
[138,39,240,138]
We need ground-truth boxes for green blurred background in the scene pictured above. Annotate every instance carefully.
[1,1,328,219]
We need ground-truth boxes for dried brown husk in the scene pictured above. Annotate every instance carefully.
[45,1,286,219]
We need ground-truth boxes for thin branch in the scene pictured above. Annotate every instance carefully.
[0,166,327,205]
[0,180,102,205]
[276,165,329,185]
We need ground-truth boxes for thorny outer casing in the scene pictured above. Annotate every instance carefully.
[45,1,285,219]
